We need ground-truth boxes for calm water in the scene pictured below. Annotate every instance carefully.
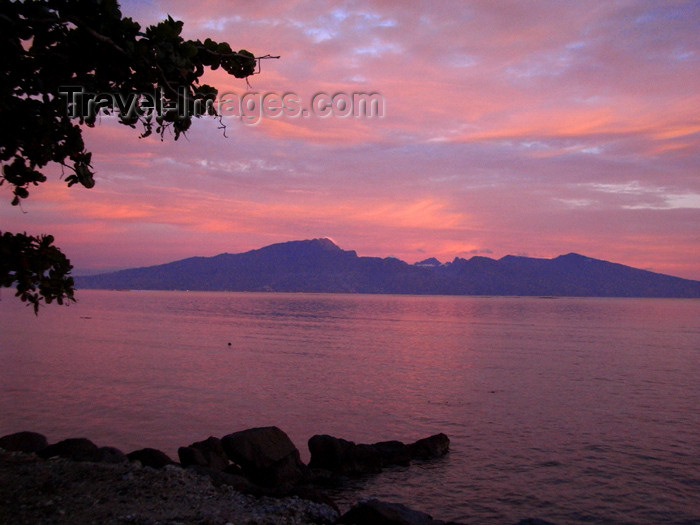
[1,291,698,524]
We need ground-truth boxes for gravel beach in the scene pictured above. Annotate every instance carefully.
[0,449,339,525]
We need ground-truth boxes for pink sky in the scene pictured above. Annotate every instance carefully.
[3,0,699,279]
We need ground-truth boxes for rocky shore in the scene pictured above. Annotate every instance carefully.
[0,448,337,524]
[0,428,454,525]
[0,429,553,525]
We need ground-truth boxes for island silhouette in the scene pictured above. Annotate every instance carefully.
[75,238,700,298]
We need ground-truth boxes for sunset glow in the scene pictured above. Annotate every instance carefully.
[2,0,698,279]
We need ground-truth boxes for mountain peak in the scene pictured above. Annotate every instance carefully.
[554,253,598,263]
[75,239,700,298]
[252,238,343,255]
[312,237,342,250]
[414,257,441,267]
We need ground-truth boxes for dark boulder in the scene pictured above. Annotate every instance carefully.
[309,434,437,474]
[353,443,383,473]
[38,438,100,461]
[224,463,245,476]
[0,431,48,453]
[97,446,127,463]
[374,440,412,466]
[338,499,442,525]
[409,433,449,459]
[179,436,229,471]
[221,426,307,488]
[127,447,174,469]
[308,434,355,472]
[178,446,207,468]
[308,435,382,474]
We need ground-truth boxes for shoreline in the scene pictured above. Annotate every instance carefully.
[1,448,557,525]
[0,429,474,525]
[0,449,338,524]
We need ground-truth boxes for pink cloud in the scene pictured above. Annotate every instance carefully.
[2,0,698,281]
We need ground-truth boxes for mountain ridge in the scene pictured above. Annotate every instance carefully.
[75,238,700,298]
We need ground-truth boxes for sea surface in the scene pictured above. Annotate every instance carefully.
[1,291,698,524]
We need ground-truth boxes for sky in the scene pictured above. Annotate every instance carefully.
[3,0,700,279]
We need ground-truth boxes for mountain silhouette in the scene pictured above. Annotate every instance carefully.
[75,238,700,298]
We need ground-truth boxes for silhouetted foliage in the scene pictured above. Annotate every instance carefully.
[0,231,74,314]
[0,0,268,311]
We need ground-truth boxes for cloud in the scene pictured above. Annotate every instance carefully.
[3,0,698,280]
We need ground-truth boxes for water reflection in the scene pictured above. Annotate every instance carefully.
[0,292,698,523]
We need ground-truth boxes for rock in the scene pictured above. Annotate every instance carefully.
[127,448,174,469]
[337,499,439,525]
[352,443,383,473]
[308,435,382,474]
[183,436,229,470]
[513,520,558,525]
[224,463,245,476]
[179,436,229,471]
[97,446,127,463]
[0,431,48,453]
[409,433,450,459]
[178,446,207,468]
[221,426,307,488]
[309,433,452,474]
[308,434,354,472]
[373,440,412,466]
[38,438,100,461]
[308,431,452,479]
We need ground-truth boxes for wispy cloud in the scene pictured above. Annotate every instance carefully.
[2,0,698,280]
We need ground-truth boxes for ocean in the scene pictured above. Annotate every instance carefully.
[1,290,698,523]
